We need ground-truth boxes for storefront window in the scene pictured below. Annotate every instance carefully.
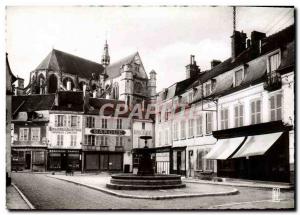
[32,151,44,164]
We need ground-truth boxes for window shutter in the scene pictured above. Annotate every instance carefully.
[55,115,58,127]
[270,96,275,109]
[63,116,67,127]
[239,105,244,126]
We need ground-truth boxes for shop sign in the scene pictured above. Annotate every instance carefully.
[133,130,152,136]
[85,128,131,136]
[49,127,81,134]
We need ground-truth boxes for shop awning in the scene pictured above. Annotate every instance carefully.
[232,132,283,158]
[204,137,245,160]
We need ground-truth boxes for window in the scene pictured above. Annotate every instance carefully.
[57,134,63,146]
[100,136,108,146]
[206,112,213,134]
[196,150,204,170]
[102,118,107,129]
[205,82,211,96]
[269,52,281,73]
[19,128,29,141]
[196,115,203,136]
[234,69,244,86]
[70,135,77,146]
[86,116,95,128]
[165,129,169,145]
[180,120,186,139]
[96,136,101,146]
[220,108,229,129]
[234,104,244,127]
[173,122,178,140]
[117,119,122,129]
[188,119,194,137]
[55,115,66,127]
[116,136,123,146]
[142,122,145,130]
[71,116,78,127]
[270,93,282,121]
[251,99,261,124]
[31,128,40,141]
[32,151,44,164]
[158,131,162,146]
[85,135,95,146]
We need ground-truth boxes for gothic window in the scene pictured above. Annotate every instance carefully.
[48,74,58,93]
[112,83,119,100]
[134,82,142,94]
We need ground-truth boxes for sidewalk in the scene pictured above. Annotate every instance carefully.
[6,184,31,210]
[47,173,238,200]
[183,178,293,190]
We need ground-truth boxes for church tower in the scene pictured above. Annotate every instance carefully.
[101,40,110,67]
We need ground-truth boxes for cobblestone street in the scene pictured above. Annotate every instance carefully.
[10,173,294,210]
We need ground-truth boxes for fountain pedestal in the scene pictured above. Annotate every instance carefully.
[106,136,186,190]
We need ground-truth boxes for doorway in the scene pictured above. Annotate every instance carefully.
[25,152,31,169]
[177,152,181,175]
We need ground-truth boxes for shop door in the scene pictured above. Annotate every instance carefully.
[61,153,67,170]
[100,154,109,170]
[188,150,193,177]
[25,153,31,169]
[109,154,123,171]
[177,151,181,175]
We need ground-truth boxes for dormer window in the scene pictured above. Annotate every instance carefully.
[268,51,281,73]
[204,81,211,97]
[234,69,244,87]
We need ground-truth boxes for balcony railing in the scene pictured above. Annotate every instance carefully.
[264,71,282,91]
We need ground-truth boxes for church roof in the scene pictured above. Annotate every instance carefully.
[106,52,148,79]
[35,49,105,80]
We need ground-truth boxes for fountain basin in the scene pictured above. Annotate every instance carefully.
[106,173,186,190]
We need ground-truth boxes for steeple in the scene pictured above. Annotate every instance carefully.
[101,40,110,67]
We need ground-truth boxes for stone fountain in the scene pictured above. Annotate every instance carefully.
[106,136,186,190]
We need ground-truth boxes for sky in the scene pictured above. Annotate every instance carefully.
[6,6,294,92]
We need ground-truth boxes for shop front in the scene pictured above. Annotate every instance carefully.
[12,148,47,172]
[207,121,292,182]
[84,152,123,172]
[47,149,81,171]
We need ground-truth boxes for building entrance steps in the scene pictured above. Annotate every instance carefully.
[183,177,293,190]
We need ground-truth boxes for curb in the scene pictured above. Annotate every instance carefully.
[47,175,239,200]
[183,180,293,190]
[11,183,35,209]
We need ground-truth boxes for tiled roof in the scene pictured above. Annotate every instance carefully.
[12,94,55,114]
[35,49,104,80]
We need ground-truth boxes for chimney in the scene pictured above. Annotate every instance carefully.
[211,60,222,69]
[186,55,200,79]
[231,31,247,60]
[250,31,266,53]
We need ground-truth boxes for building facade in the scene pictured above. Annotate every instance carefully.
[155,24,295,183]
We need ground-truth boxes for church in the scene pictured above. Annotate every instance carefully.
[21,41,157,107]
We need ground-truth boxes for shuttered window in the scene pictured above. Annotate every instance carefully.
[70,135,76,146]
[196,115,203,136]
[234,104,244,127]
[102,118,107,129]
[270,93,282,121]
[57,134,63,146]
[173,122,178,140]
[86,117,95,128]
[251,99,261,124]
[56,115,65,127]
[221,108,229,129]
[180,120,186,139]
[234,69,244,86]
[206,112,213,134]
